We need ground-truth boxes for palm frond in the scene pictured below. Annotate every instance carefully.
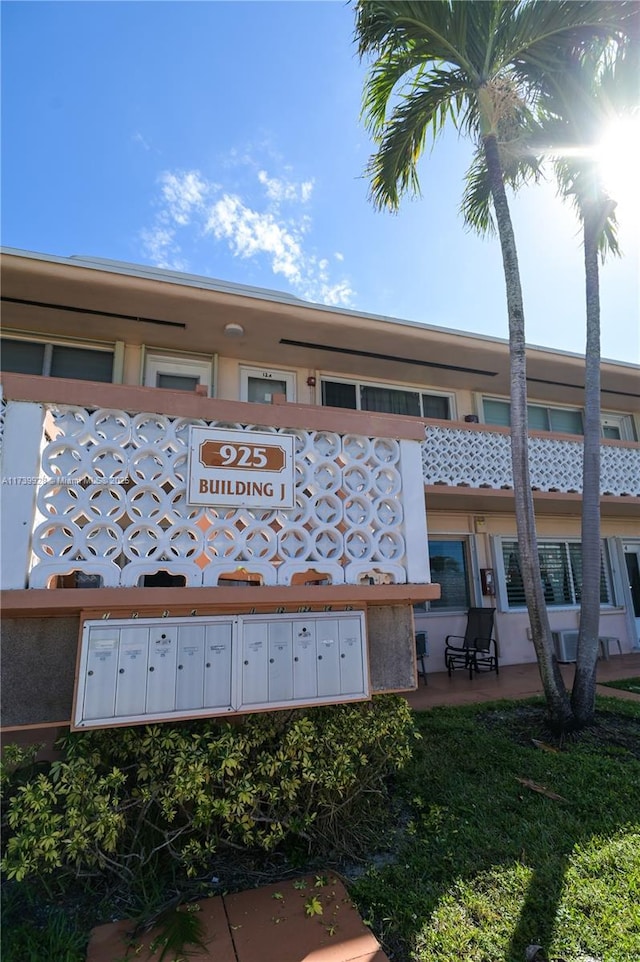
[354,0,491,82]
[554,158,619,259]
[530,38,634,258]
[460,149,496,236]
[502,0,638,77]
[362,53,430,136]
[460,141,543,238]
[364,67,470,210]
[355,0,637,230]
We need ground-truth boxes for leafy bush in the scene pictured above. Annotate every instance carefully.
[1,696,417,891]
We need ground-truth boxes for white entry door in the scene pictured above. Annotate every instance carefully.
[144,352,213,395]
[240,366,296,404]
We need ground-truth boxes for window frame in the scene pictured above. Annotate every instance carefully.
[1,331,118,382]
[482,396,584,435]
[600,413,637,441]
[320,374,455,420]
[143,349,215,395]
[239,365,297,404]
[495,536,615,611]
[414,535,475,614]
[482,395,636,440]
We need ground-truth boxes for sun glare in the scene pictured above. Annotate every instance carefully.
[596,116,640,214]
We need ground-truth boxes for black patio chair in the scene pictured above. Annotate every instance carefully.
[444,607,498,680]
[415,631,428,686]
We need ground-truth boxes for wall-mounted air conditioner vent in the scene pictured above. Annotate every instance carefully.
[552,629,578,663]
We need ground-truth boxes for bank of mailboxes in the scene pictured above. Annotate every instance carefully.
[74,612,368,729]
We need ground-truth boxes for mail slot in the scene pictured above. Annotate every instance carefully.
[82,629,119,721]
[204,622,233,708]
[115,628,149,716]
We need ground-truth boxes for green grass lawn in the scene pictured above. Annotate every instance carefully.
[598,676,640,695]
[350,696,640,962]
[3,697,639,962]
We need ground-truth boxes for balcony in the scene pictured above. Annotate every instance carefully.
[423,422,639,500]
[0,375,433,600]
[1,376,637,602]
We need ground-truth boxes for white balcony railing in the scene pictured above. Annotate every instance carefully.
[2,380,637,594]
[0,390,429,591]
[423,424,639,497]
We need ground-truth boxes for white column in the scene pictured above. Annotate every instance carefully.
[399,438,430,583]
[1,400,45,589]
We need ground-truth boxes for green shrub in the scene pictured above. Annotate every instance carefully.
[1,696,417,890]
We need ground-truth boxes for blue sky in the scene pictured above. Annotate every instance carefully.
[2,1,638,362]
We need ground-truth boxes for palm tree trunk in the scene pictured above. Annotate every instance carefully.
[571,204,604,724]
[482,128,573,729]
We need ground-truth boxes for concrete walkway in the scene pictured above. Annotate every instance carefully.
[406,652,640,710]
[86,873,390,962]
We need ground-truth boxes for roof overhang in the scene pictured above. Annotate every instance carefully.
[2,248,638,410]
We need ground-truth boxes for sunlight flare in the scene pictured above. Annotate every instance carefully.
[596,116,640,212]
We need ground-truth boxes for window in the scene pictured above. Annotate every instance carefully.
[501,539,611,608]
[601,413,637,441]
[1,337,114,382]
[414,538,471,613]
[322,378,451,419]
[240,366,296,404]
[144,351,213,395]
[484,398,636,440]
[483,398,583,435]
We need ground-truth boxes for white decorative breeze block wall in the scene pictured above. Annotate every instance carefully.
[423,425,640,497]
[27,405,424,589]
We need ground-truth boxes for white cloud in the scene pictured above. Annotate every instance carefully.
[320,281,355,307]
[139,162,353,306]
[257,170,315,205]
[303,256,355,307]
[160,170,208,225]
[205,194,304,284]
[139,226,187,272]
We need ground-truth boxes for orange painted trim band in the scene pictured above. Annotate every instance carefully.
[1,720,70,733]
[425,486,640,506]
[0,373,428,441]
[1,583,441,618]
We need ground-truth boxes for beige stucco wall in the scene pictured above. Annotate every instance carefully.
[121,344,468,415]
[418,509,639,672]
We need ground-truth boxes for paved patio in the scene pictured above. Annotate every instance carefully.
[406,651,640,710]
[86,873,390,962]
[86,652,639,962]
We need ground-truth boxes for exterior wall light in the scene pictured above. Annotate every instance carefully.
[224,323,245,338]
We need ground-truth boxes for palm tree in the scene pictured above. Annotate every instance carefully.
[531,46,636,725]
[462,50,627,727]
[354,0,637,728]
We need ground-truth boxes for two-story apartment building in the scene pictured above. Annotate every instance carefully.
[1,247,639,742]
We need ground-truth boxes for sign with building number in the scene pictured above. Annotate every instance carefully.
[187,426,295,508]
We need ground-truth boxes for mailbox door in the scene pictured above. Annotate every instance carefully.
[315,618,341,697]
[241,621,269,705]
[338,618,364,694]
[146,626,178,714]
[204,622,233,708]
[176,625,205,711]
[268,622,293,702]
[293,621,317,700]
[82,628,120,721]
[115,628,149,717]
